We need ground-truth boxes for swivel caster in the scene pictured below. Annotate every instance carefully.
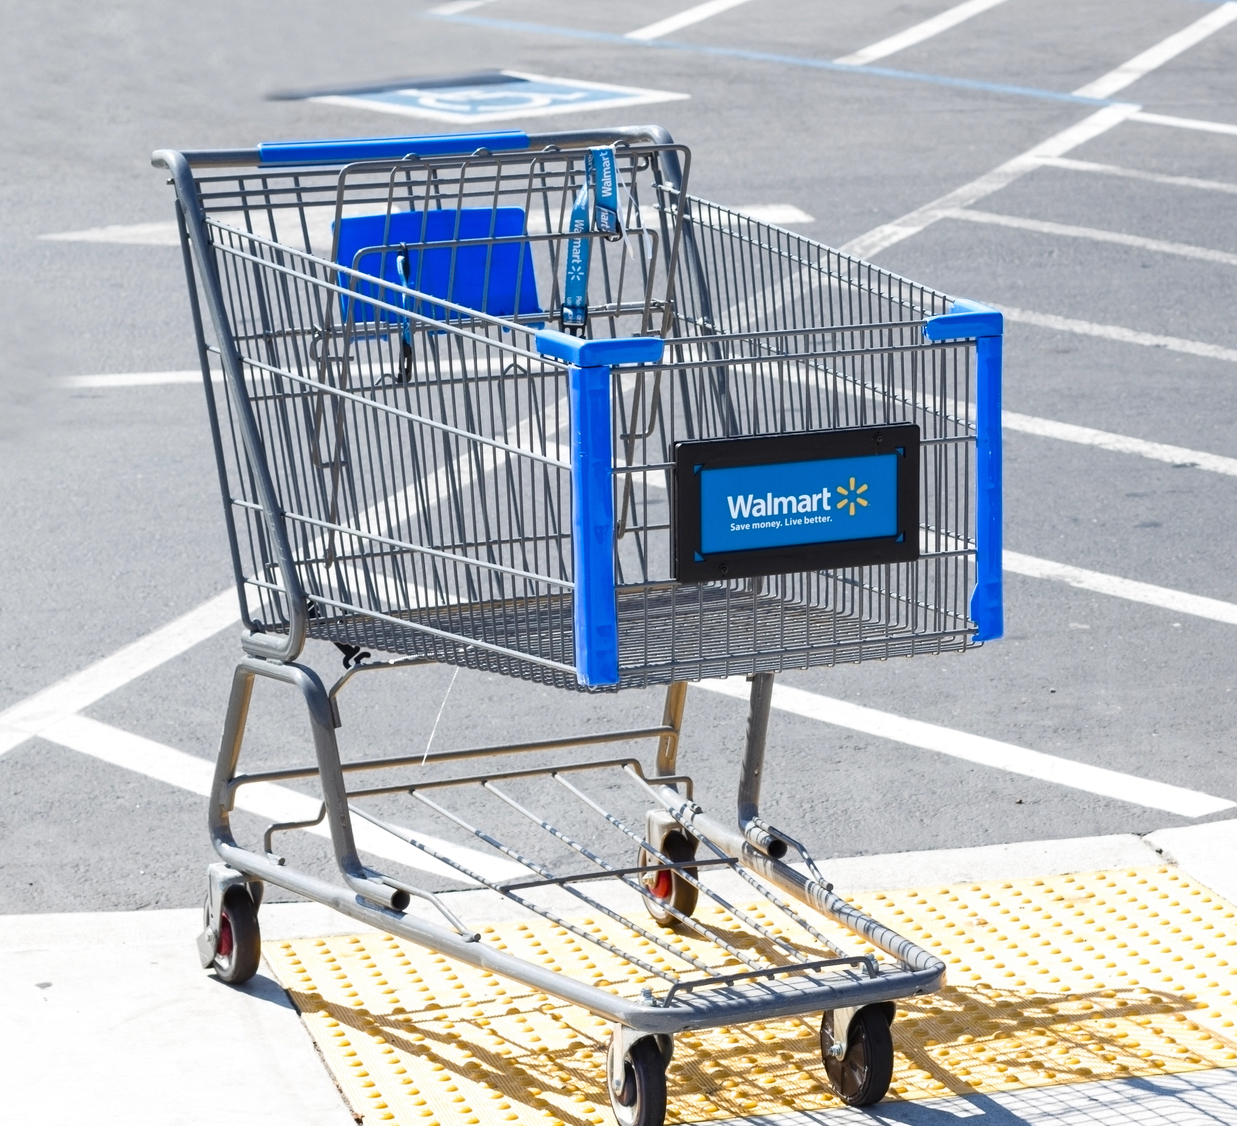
[607,1033,668,1126]
[820,1004,895,1106]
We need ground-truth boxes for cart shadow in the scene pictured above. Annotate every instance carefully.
[282,956,1219,1126]
[891,981,1212,1099]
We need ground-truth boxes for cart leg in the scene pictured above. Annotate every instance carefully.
[654,681,689,777]
[736,672,789,858]
[642,681,698,923]
[206,657,408,914]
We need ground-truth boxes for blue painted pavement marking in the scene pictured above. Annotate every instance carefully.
[305,69,688,124]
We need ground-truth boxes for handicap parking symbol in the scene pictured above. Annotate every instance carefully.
[310,70,688,124]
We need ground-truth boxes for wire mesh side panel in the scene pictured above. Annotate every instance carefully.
[190,142,689,346]
[187,145,688,688]
[200,222,593,684]
[608,201,977,687]
[186,163,980,690]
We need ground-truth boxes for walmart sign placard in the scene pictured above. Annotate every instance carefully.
[673,424,920,582]
[699,453,899,555]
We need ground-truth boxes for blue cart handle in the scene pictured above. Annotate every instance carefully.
[257,131,531,166]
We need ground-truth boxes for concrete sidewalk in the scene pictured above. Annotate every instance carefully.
[3,819,1233,1126]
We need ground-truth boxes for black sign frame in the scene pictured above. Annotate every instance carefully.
[671,424,921,582]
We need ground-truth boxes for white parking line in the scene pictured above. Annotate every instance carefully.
[841,104,1139,260]
[846,6,1237,260]
[427,0,497,14]
[6,472,1237,773]
[834,0,1010,67]
[1004,550,1237,627]
[1002,411,1237,476]
[0,590,239,756]
[626,0,754,42]
[697,678,1234,819]
[63,364,1237,473]
[997,304,1237,365]
[1132,111,1237,138]
[43,713,524,882]
[1072,1,1237,100]
[1038,155,1237,196]
[8,554,1237,823]
[39,220,181,246]
[949,208,1237,268]
[64,370,209,388]
[732,204,816,225]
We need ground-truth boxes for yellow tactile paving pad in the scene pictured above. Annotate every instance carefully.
[265,866,1237,1124]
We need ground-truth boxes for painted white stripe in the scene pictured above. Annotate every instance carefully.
[949,208,1237,267]
[834,0,1010,66]
[0,590,239,756]
[1003,410,1237,475]
[640,470,1237,617]
[428,0,495,14]
[844,8,1237,260]
[1004,550,1237,626]
[0,395,564,758]
[43,714,524,882]
[1072,1,1237,100]
[39,221,181,246]
[1038,155,1237,196]
[996,304,1237,365]
[626,0,755,41]
[62,367,1237,478]
[1132,110,1237,138]
[733,204,816,225]
[841,104,1139,260]
[63,370,212,388]
[697,678,1234,819]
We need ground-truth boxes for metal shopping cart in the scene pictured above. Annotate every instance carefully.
[154,124,1003,1119]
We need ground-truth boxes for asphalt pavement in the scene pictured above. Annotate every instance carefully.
[2,0,1235,919]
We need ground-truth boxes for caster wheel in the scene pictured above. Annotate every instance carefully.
[820,1005,894,1106]
[609,1036,667,1126]
[639,830,698,926]
[211,886,262,985]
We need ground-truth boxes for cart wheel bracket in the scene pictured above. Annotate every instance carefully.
[197,862,263,969]
[821,1000,897,1059]
[607,1025,671,1099]
[822,1004,859,1060]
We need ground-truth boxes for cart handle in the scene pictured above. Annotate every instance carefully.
[152,126,684,172]
[256,131,531,165]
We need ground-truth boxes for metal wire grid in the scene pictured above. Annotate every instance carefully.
[672,197,951,337]
[189,142,687,344]
[191,159,978,691]
[603,198,975,684]
[254,755,885,1002]
[202,223,582,680]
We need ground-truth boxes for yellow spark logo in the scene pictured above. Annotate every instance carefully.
[836,477,868,516]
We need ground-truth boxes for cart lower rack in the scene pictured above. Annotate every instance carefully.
[155,123,1002,1122]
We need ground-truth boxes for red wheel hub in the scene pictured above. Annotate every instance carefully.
[218,911,234,958]
[650,869,673,901]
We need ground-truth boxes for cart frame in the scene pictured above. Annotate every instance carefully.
[154,123,1003,1115]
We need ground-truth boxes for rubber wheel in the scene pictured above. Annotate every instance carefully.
[820,1006,894,1106]
[212,887,261,985]
[639,831,698,926]
[609,1037,668,1126]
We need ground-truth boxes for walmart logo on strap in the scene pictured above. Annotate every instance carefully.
[835,477,869,516]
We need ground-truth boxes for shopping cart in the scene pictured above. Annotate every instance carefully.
[154,124,1003,1119]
